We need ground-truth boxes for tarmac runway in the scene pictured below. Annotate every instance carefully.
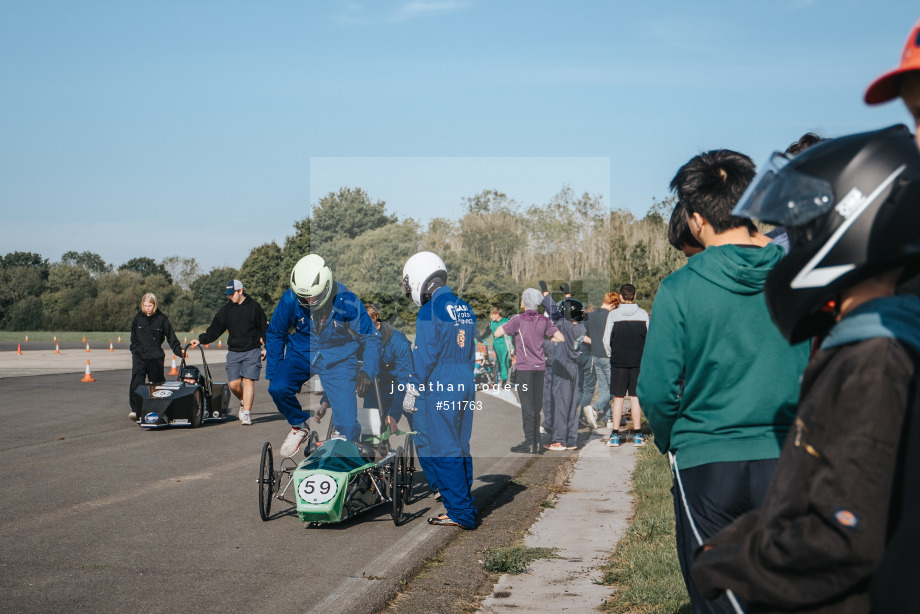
[0,350,532,614]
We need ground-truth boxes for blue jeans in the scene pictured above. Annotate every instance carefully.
[590,357,613,422]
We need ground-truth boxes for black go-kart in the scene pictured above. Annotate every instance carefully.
[135,343,231,428]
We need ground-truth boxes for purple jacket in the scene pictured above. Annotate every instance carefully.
[501,310,559,371]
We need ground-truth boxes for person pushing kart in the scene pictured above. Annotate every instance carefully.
[266,254,381,458]
[402,251,478,529]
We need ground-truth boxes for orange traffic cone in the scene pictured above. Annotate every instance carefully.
[53,335,57,342]
[117,336,122,343]
[16,344,23,355]
[168,357,179,375]
[55,343,61,354]
[184,336,188,343]
[82,335,86,343]
[205,343,210,349]
[109,342,114,352]
[24,335,29,342]
[85,344,91,353]
[218,339,222,348]
[81,359,95,382]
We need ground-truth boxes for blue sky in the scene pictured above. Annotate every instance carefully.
[1,1,916,271]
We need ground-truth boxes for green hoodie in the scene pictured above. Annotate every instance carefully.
[637,244,809,469]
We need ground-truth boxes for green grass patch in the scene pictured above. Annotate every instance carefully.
[601,445,691,614]
[0,330,219,343]
[482,546,559,575]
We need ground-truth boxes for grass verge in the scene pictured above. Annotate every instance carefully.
[0,330,217,343]
[482,545,559,575]
[601,444,691,614]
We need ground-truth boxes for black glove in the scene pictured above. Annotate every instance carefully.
[355,371,373,397]
[539,280,548,294]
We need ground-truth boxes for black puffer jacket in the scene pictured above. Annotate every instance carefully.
[130,309,182,360]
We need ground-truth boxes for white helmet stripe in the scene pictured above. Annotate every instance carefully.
[790,165,905,290]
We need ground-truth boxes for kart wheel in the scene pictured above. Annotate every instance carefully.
[258,442,274,521]
[391,446,405,526]
[191,393,204,428]
[403,435,416,504]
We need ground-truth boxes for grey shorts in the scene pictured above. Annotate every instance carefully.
[226,348,262,382]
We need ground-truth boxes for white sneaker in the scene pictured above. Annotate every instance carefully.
[582,406,598,430]
[280,426,308,458]
[128,411,137,420]
[240,410,252,425]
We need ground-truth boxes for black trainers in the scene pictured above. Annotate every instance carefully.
[510,441,532,453]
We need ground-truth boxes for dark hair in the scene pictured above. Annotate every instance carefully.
[619,284,636,301]
[785,132,825,156]
[670,149,756,233]
[668,201,704,251]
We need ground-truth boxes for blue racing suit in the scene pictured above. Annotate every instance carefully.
[410,285,478,528]
[363,321,413,423]
[266,284,381,441]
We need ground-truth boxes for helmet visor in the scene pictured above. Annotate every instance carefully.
[734,152,835,227]
[296,280,332,309]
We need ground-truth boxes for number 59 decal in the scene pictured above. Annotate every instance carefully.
[298,474,338,504]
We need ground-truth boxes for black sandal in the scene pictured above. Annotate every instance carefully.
[427,514,461,527]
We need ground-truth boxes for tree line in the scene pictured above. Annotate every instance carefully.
[0,186,686,332]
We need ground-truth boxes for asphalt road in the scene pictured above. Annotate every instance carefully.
[0,368,530,614]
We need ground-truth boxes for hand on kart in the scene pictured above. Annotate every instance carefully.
[314,401,330,423]
[355,371,373,397]
[538,280,548,294]
[403,384,420,413]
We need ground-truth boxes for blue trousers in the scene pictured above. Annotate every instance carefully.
[421,393,477,528]
[590,357,613,421]
[267,357,361,441]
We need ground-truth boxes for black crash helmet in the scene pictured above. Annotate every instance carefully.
[734,124,920,343]
[560,298,585,322]
[180,366,201,382]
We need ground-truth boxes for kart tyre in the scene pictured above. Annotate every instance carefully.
[403,435,416,504]
[192,394,204,428]
[391,446,405,526]
[258,442,274,521]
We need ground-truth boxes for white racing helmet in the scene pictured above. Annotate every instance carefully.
[290,254,334,309]
[402,251,447,306]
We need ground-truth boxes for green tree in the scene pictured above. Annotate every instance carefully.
[61,250,112,277]
[239,242,284,312]
[190,266,240,319]
[118,257,174,284]
[310,187,397,249]
[1,251,48,270]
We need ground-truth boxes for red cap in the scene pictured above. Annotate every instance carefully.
[865,19,920,105]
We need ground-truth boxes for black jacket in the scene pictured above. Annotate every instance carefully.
[691,337,918,613]
[198,294,267,352]
[130,309,182,360]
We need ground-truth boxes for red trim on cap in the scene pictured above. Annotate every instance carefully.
[865,19,920,105]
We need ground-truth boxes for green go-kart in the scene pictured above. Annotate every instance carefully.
[257,405,416,526]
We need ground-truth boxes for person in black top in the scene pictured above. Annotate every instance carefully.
[188,279,267,425]
[128,292,183,420]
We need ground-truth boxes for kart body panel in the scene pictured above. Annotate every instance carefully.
[293,439,381,524]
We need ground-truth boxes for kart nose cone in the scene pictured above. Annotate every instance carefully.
[144,412,160,424]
